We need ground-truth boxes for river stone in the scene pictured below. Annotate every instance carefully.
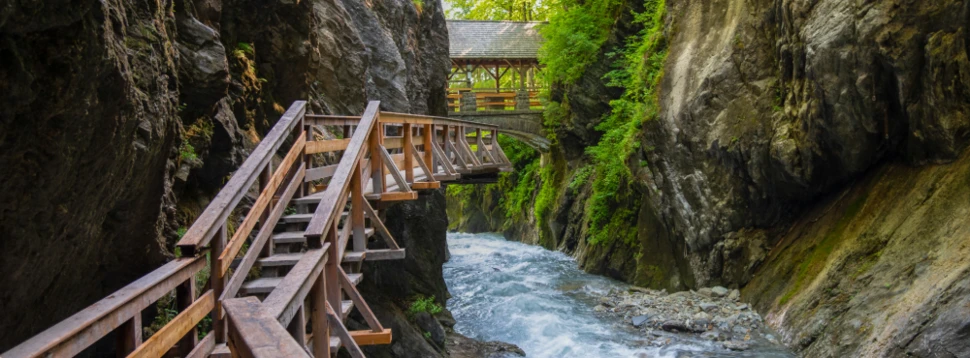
[700,302,719,312]
[711,286,729,297]
[728,289,740,301]
[698,287,713,297]
[632,315,650,327]
[662,320,691,333]
[723,341,751,351]
[594,304,609,313]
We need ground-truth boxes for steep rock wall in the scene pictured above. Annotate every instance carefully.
[0,0,450,351]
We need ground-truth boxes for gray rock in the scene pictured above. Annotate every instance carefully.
[700,302,719,312]
[711,286,729,297]
[414,312,446,348]
[661,320,692,333]
[723,341,751,351]
[728,289,740,301]
[632,315,651,327]
[698,288,713,297]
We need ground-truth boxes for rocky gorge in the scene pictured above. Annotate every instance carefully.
[0,0,476,356]
[447,0,970,356]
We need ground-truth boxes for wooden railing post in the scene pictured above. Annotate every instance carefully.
[351,164,366,252]
[175,278,198,356]
[475,128,483,163]
[442,125,451,165]
[259,165,274,259]
[403,123,413,183]
[212,225,228,344]
[310,270,331,357]
[325,219,341,317]
[369,115,384,195]
[115,314,142,357]
[424,124,434,176]
[287,306,306,345]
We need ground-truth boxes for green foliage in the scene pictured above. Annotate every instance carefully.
[407,295,443,317]
[580,0,667,246]
[235,42,254,57]
[413,0,424,11]
[569,166,594,192]
[445,0,557,21]
[180,142,198,162]
[539,0,622,84]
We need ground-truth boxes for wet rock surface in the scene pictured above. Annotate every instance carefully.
[595,286,782,352]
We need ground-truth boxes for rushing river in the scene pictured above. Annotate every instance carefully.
[443,232,794,358]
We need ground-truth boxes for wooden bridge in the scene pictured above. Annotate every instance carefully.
[445,20,549,150]
[2,101,511,358]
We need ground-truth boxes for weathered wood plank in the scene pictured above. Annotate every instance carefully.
[127,291,215,358]
[223,297,311,358]
[326,303,365,358]
[2,257,206,358]
[379,146,411,193]
[306,138,351,154]
[178,101,306,255]
[310,270,330,358]
[411,182,440,190]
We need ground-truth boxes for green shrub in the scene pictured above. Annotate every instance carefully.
[408,295,442,317]
[179,142,198,162]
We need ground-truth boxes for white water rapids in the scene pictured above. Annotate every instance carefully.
[443,232,794,358]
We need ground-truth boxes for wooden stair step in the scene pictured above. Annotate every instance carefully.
[210,343,230,358]
[364,248,406,261]
[257,252,304,267]
[280,211,347,223]
[347,273,363,286]
[271,231,307,244]
[341,300,354,319]
[343,251,366,263]
[239,277,282,295]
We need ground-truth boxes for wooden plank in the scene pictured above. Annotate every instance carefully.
[223,297,311,358]
[127,291,215,358]
[364,249,406,261]
[446,140,468,169]
[411,182,440,190]
[379,146,411,193]
[431,142,457,175]
[218,134,306,276]
[309,270,330,358]
[175,279,198,357]
[305,101,381,240]
[326,303,365,358]
[305,164,338,182]
[362,200,400,250]
[338,267,383,332]
[183,332,214,358]
[211,226,227,342]
[1,256,206,358]
[178,101,306,255]
[423,124,434,176]
[306,138,351,154]
[349,330,392,346]
[404,123,414,183]
[262,246,329,328]
[351,163,366,253]
[370,116,385,195]
[222,166,305,303]
[115,314,142,357]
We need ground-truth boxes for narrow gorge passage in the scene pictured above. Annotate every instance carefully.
[443,233,794,357]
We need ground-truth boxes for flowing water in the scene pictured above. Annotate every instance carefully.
[443,232,794,358]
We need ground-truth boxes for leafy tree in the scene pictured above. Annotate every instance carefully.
[445,0,559,21]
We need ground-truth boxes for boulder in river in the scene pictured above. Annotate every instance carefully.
[711,286,729,297]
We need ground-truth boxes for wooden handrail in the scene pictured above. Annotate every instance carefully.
[223,298,311,358]
[176,101,307,256]
[2,256,206,357]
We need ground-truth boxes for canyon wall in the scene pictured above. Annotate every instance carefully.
[448,0,970,355]
[0,0,449,351]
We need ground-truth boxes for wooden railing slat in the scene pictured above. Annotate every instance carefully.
[262,246,329,328]
[224,297,311,358]
[127,291,215,358]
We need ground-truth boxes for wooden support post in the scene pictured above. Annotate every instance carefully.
[310,270,330,357]
[115,314,142,357]
[403,123,413,184]
[326,220,341,315]
[258,165,274,259]
[287,306,306,346]
[351,164,366,253]
[423,124,434,176]
[175,278,198,356]
[475,128,483,163]
[369,118,384,194]
[212,225,228,344]
[441,125,451,166]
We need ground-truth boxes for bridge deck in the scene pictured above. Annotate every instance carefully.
[2,102,511,358]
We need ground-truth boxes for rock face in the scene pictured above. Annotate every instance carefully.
[448,0,970,356]
[0,0,450,351]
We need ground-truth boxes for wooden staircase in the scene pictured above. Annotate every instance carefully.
[1,101,510,358]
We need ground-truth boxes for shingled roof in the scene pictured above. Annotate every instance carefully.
[447,20,545,60]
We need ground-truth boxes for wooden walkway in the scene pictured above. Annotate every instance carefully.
[2,101,511,358]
